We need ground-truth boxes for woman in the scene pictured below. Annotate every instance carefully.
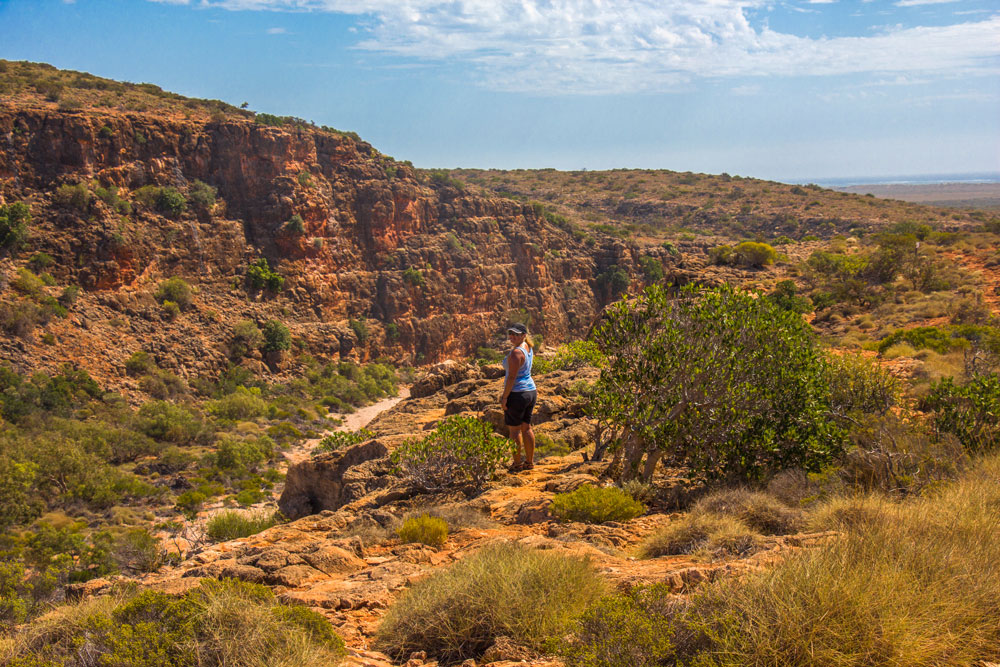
[501,322,537,471]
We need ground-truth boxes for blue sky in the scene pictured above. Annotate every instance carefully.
[1,0,998,182]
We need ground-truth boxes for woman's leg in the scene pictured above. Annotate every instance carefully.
[521,423,535,466]
[509,425,524,466]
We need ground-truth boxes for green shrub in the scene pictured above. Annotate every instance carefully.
[533,432,571,458]
[52,183,91,212]
[550,485,645,524]
[348,317,368,343]
[596,265,629,301]
[208,387,268,420]
[155,187,185,216]
[153,277,192,309]
[733,241,777,267]
[284,214,305,234]
[229,320,264,359]
[315,429,374,453]
[206,510,278,541]
[532,340,605,374]
[590,283,841,484]
[175,490,207,516]
[923,373,1000,453]
[396,514,449,547]
[376,542,605,662]
[391,415,512,491]
[27,252,54,272]
[638,255,664,283]
[188,180,216,212]
[124,350,157,376]
[0,201,30,251]
[402,266,424,287]
[261,319,291,352]
[767,280,812,314]
[246,258,284,291]
[135,400,203,445]
[562,584,682,667]
[708,244,732,265]
[214,436,273,472]
[161,300,180,319]
[112,528,165,573]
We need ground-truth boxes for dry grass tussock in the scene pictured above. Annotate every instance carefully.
[375,542,606,662]
[683,453,1000,665]
[3,579,345,667]
[640,513,761,559]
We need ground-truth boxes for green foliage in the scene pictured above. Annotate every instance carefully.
[549,485,645,524]
[6,578,346,666]
[261,319,291,352]
[135,400,204,445]
[923,374,1000,453]
[396,513,449,547]
[638,255,664,283]
[391,414,512,491]
[0,202,31,252]
[0,364,102,423]
[175,490,208,516]
[708,244,732,265]
[376,542,605,662]
[428,170,465,190]
[125,351,157,376]
[27,252,54,272]
[590,284,842,483]
[733,241,777,267]
[246,257,284,291]
[208,386,269,420]
[766,280,812,314]
[206,509,278,541]
[153,276,192,309]
[229,320,264,359]
[188,180,216,212]
[284,214,306,234]
[596,265,629,301]
[876,325,998,356]
[316,429,374,453]
[52,183,91,212]
[825,353,899,418]
[563,584,680,667]
[255,112,285,126]
[214,435,274,472]
[532,340,605,374]
[348,317,368,342]
[402,266,425,287]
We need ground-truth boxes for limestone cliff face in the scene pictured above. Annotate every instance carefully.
[0,108,672,368]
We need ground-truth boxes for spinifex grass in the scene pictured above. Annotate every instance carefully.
[376,542,606,662]
[205,509,278,542]
[683,453,1000,665]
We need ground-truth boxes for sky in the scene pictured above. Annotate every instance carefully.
[0,0,998,183]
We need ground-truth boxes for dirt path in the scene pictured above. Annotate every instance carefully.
[283,386,411,466]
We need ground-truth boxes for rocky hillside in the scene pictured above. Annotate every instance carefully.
[0,61,681,391]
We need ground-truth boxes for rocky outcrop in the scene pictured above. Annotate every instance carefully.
[0,107,675,384]
[278,439,391,519]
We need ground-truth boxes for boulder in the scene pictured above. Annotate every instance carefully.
[411,361,482,398]
[278,439,389,519]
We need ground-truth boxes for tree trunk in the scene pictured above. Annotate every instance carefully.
[641,449,663,483]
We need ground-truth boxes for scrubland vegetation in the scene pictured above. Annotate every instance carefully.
[0,356,399,630]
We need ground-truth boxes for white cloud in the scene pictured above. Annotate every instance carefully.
[266,26,288,33]
[895,0,959,6]
[154,0,1000,94]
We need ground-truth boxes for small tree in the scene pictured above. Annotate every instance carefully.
[153,277,192,310]
[229,320,264,359]
[0,202,30,252]
[589,284,842,483]
[261,320,291,353]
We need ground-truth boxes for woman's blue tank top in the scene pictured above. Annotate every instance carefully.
[503,345,536,392]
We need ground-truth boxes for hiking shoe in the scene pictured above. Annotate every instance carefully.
[508,461,525,472]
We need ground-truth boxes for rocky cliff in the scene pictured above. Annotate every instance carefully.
[0,101,677,384]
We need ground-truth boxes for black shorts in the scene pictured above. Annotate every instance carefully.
[505,390,537,426]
